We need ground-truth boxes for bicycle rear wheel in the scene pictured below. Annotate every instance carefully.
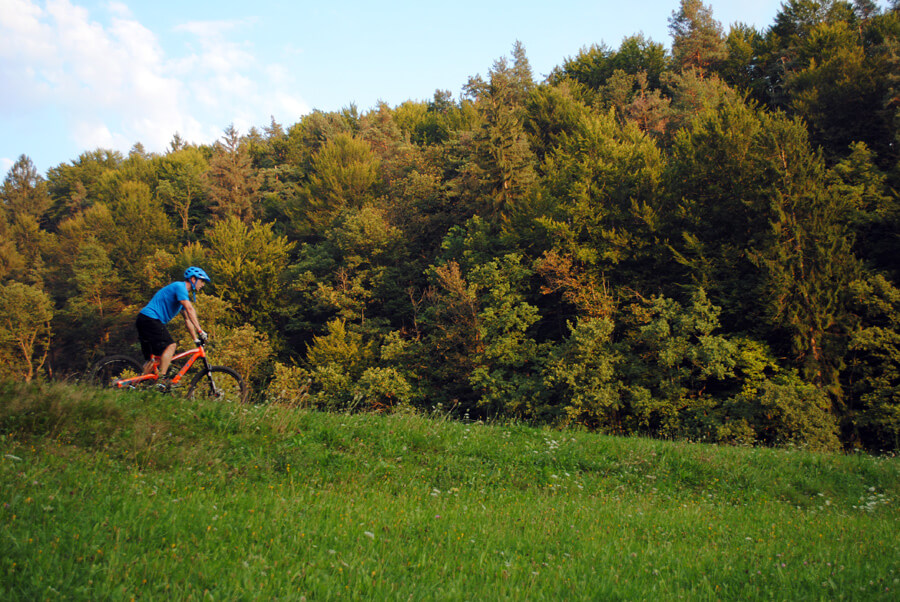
[90,355,144,389]
[186,366,248,403]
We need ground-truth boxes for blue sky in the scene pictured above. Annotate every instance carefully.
[1,0,787,176]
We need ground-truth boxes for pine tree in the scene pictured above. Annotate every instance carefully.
[668,0,727,74]
[465,42,538,223]
[1,155,50,221]
[205,125,261,223]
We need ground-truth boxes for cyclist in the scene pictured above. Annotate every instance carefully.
[136,267,210,386]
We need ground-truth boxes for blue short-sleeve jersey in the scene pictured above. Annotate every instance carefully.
[139,282,190,324]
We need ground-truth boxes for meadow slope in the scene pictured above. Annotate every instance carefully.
[1,381,898,600]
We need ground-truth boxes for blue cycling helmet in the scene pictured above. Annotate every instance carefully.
[184,266,211,284]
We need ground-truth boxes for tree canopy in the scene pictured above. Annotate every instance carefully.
[3,0,899,451]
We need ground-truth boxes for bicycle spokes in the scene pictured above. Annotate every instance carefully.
[188,367,246,403]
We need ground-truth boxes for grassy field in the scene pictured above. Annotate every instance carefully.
[1,381,898,600]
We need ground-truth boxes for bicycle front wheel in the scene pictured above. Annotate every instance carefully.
[90,355,144,388]
[186,366,248,404]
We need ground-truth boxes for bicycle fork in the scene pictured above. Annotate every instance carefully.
[200,356,222,397]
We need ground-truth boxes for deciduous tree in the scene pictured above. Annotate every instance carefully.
[207,217,294,332]
[0,282,53,382]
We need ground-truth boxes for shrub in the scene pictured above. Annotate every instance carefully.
[215,323,274,383]
[265,362,312,408]
[543,317,622,429]
[845,275,900,451]
[354,366,414,410]
[723,372,842,452]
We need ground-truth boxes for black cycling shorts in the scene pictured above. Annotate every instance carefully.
[135,313,175,359]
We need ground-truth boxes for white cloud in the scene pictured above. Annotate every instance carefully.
[71,120,120,150]
[106,1,131,18]
[0,0,311,164]
[0,0,56,109]
[275,92,310,120]
[175,18,243,39]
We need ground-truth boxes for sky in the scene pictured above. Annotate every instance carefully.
[1,0,788,177]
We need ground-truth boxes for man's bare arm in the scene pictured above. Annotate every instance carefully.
[180,299,204,341]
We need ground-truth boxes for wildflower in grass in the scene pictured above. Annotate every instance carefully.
[364,531,375,539]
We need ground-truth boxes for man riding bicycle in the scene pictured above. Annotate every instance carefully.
[136,267,210,386]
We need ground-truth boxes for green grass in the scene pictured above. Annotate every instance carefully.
[1,381,898,600]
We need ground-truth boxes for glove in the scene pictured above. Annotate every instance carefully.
[195,330,209,345]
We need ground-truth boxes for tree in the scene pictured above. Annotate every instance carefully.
[542,317,622,429]
[666,99,858,391]
[293,133,381,232]
[844,275,900,450]
[723,371,842,450]
[614,35,671,88]
[155,147,209,235]
[68,242,121,317]
[169,133,187,153]
[759,0,861,112]
[1,155,50,221]
[721,24,766,95]
[617,290,741,436]
[654,69,741,141]
[536,106,665,294]
[0,282,53,382]
[287,202,411,347]
[550,43,617,92]
[785,19,891,160]
[206,217,295,332]
[1,156,52,283]
[283,111,355,174]
[525,82,591,163]
[832,142,898,281]
[395,91,478,146]
[360,102,404,163]
[770,0,854,42]
[467,254,544,418]
[464,42,538,223]
[205,125,262,223]
[0,211,25,281]
[100,180,176,296]
[550,35,669,93]
[46,149,122,224]
[419,260,483,409]
[57,241,125,360]
[668,0,727,74]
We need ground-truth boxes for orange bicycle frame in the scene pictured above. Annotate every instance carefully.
[113,346,208,389]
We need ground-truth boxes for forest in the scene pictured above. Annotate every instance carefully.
[1,0,898,452]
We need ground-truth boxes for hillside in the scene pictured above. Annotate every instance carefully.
[1,381,898,599]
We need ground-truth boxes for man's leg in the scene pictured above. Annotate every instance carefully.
[157,343,177,378]
[137,315,153,374]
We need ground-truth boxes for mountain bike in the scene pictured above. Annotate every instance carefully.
[90,343,248,403]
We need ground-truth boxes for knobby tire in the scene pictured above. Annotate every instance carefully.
[90,355,143,388]
[187,366,248,404]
